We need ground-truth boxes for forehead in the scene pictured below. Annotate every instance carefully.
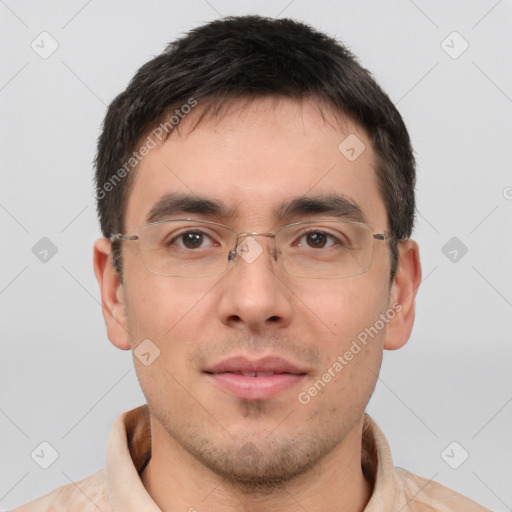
[124,97,387,232]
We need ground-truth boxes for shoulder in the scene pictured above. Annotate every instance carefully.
[11,470,112,512]
[392,467,492,512]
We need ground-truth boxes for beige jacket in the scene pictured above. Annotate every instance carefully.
[12,405,490,511]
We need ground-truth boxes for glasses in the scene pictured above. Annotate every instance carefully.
[110,218,392,279]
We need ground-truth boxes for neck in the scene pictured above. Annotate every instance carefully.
[140,414,373,512]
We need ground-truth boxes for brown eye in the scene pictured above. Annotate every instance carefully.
[295,230,338,249]
[305,232,329,248]
[168,230,212,250]
[181,231,205,249]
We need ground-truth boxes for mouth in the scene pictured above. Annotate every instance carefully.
[203,355,308,400]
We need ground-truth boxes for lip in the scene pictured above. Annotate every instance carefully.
[203,355,308,400]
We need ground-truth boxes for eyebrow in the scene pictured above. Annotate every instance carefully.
[145,192,368,225]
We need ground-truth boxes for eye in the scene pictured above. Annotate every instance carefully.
[295,230,340,249]
[169,230,215,250]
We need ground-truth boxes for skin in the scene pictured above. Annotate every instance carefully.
[94,96,421,512]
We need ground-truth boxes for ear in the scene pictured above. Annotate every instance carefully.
[383,239,422,351]
[93,238,131,350]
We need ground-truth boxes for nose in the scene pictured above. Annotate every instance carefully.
[216,234,294,333]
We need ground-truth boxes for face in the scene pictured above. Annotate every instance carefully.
[99,97,415,487]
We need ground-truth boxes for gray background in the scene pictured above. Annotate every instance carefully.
[1,0,511,510]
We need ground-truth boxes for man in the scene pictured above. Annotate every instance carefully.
[14,15,490,512]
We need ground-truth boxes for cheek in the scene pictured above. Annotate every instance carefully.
[294,278,389,401]
[124,276,212,400]
[294,276,390,347]
[124,261,221,339]
[297,299,386,420]
[123,272,226,395]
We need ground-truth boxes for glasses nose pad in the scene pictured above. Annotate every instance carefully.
[226,236,279,265]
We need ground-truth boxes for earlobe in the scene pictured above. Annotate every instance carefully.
[383,240,422,351]
[93,238,131,351]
